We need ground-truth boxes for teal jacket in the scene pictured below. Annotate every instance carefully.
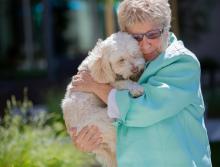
[114,33,212,167]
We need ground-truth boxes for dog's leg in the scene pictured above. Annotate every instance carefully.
[112,80,144,97]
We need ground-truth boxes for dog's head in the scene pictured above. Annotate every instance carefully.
[78,32,145,83]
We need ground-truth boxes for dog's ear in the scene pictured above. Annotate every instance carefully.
[77,39,103,72]
[88,46,116,83]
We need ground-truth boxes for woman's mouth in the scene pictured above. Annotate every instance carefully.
[143,51,158,61]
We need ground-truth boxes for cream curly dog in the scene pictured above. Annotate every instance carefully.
[61,32,145,167]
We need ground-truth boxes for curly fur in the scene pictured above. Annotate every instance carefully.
[61,32,145,167]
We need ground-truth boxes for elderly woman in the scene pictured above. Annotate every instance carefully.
[71,0,212,166]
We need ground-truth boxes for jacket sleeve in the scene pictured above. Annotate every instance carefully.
[115,54,201,127]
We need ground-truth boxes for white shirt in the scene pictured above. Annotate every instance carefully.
[107,89,120,119]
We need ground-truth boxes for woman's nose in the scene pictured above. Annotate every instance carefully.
[139,36,151,51]
[139,36,151,47]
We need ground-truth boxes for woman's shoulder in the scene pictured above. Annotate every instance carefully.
[162,38,201,68]
[146,41,200,78]
[141,34,201,79]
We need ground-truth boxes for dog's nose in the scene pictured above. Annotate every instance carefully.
[131,66,139,73]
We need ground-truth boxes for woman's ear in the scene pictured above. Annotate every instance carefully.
[88,47,116,83]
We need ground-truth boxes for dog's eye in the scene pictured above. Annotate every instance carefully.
[119,59,124,63]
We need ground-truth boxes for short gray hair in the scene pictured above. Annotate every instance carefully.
[117,0,171,32]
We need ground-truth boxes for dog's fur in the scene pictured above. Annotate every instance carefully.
[61,32,145,167]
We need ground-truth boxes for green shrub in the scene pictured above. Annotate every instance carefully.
[0,124,96,167]
[0,88,98,167]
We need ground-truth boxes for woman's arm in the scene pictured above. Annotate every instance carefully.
[93,82,113,104]
[70,71,113,152]
[114,54,202,127]
[71,71,113,104]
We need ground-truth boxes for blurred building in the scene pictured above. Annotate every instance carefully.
[0,0,119,81]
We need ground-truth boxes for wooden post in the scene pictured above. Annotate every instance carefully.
[170,0,180,37]
[22,0,34,69]
[104,0,115,36]
[42,0,55,81]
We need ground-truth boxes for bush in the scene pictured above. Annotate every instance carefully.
[0,88,98,167]
[0,125,96,167]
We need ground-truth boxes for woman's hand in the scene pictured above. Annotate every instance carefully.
[71,71,113,104]
[71,71,98,93]
[70,125,103,152]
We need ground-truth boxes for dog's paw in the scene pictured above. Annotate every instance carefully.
[129,85,144,97]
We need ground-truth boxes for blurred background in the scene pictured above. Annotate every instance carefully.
[0,0,219,166]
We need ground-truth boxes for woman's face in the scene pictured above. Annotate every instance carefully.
[126,21,164,61]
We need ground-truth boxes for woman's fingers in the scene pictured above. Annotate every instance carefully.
[81,71,91,78]
[70,125,103,152]
[80,129,103,152]
[71,70,98,94]
[72,74,82,81]
[76,126,99,146]
[84,137,103,152]
[76,71,92,81]
[89,137,103,150]
[71,79,82,87]
[71,73,89,86]
[89,131,102,144]
[70,127,77,140]
[83,125,99,141]
[75,126,89,143]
